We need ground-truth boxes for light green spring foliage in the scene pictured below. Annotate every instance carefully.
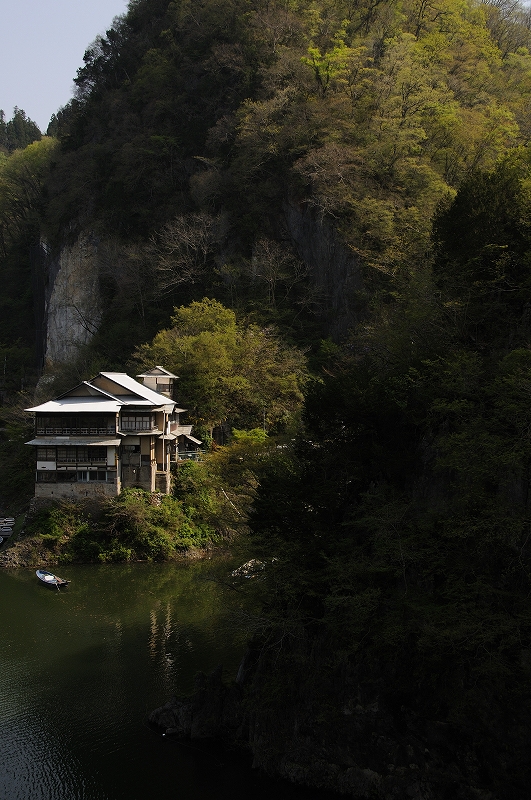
[0,137,58,252]
[229,0,526,268]
[32,0,531,285]
[136,298,308,433]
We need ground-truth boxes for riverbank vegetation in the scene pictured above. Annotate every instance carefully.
[16,427,276,564]
[25,490,221,563]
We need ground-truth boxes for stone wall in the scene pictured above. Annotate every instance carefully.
[34,482,119,501]
[121,464,155,492]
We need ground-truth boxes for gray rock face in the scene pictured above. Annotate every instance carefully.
[44,233,102,366]
[284,201,364,340]
[39,204,362,366]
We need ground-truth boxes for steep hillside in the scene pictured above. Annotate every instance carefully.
[4,0,530,370]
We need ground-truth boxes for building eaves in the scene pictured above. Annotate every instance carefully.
[25,397,123,413]
[26,437,123,446]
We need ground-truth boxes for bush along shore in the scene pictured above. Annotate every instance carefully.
[0,488,228,568]
[0,428,278,568]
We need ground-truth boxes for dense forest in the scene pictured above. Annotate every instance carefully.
[3,0,531,796]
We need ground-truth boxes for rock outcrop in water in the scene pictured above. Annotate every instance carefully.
[149,652,504,800]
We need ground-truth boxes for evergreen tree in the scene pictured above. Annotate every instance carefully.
[0,108,41,153]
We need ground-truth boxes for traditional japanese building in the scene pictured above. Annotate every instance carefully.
[25,367,201,500]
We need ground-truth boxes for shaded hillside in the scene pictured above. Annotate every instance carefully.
[149,148,531,798]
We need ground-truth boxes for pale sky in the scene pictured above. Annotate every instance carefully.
[1,0,129,133]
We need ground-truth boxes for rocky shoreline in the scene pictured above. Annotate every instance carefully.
[148,656,503,800]
[0,529,230,569]
[0,515,50,568]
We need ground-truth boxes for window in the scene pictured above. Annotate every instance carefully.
[121,415,152,431]
[56,471,77,482]
[77,470,108,482]
[57,447,76,463]
[37,447,56,461]
[56,447,107,463]
[90,471,108,481]
[36,471,56,482]
[36,415,116,435]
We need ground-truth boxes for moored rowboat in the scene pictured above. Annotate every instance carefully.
[36,570,70,589]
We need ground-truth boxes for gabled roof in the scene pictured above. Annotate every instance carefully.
[174,425,193,436]
[26,369,176,414]
[136,366,179,379]
[95,372,174,407]
[56,381,120,401]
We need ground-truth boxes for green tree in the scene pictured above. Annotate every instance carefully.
[135,298,308,434]
[433,148,531,345]
[0,137,58,252]
[0,108,41,153]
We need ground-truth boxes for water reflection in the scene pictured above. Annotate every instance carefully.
[0,560,247,800]
[0,560,331,800]
[148,601,178,688]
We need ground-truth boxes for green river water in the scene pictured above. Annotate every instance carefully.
[0,559,325,800]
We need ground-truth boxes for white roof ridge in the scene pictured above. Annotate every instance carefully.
[136,365,179,378]
[96,372,175,406]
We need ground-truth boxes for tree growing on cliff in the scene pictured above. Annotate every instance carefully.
[134,298,308,434]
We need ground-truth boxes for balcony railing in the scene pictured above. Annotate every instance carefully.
[56,456,107,464]
[37,427,116,436]
[176,451,202,462]
[119,424,159,432]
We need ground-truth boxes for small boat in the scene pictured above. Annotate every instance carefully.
[36,569,70,589]
[0,537,3,546]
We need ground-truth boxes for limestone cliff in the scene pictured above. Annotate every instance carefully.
[284,202,364,340]
[43,233,102,366]
[40,207,363,368]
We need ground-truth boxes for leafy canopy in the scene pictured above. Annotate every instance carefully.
[135,298,308,432]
